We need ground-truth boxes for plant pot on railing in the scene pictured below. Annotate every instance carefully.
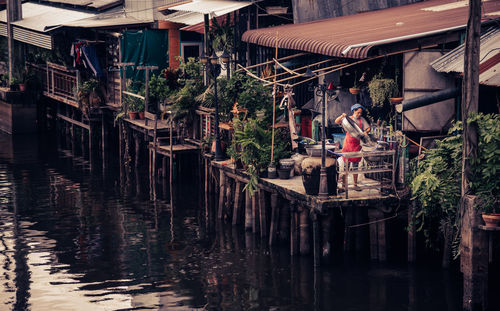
[482,213,500,228]
[129,111,139,120]
[138,112,145,120]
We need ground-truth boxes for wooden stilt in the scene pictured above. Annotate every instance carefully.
[280,199,290,244]
[162,156,167,180]
[252,192,258,234]
[269,192,279,246]
[369,209,379,260]
[244,187,252,230]
[225,177,233,222]
[368,208,387,261]
[89,118,94,170]
[232,181,242,225]
[290,201,298,255]
[299,205,311,255]
[321,213,333,260]
[312,211,320,267]
[408,201,416,263]
[118,121,123,180]
[134,132,140,169]
[343,206,354,253]
[101,112,107,171]
[218,170,226,219]
[259,189,268,238]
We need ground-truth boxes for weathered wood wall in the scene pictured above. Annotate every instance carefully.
[291,0,422,23]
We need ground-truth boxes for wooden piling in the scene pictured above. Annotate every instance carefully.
[269,192,279,246]
[290,201,298,255]
[460,195,488,311]
[232,181,242,225]
[299,205,311,255]
[217,170,226,219]
[321,213,333,260]
[279,199,290,245]
[408,201,416,262]
[259,189,268,237]
[311,211,320,267]
[133,132,140,169]
[368,208,386,261]
[244,187,252,230]
[225,177,233,221]
[252,192,258,234]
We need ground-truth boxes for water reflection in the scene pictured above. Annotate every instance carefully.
[0,132,462,310]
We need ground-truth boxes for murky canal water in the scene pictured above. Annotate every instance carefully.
[0,132,464,310]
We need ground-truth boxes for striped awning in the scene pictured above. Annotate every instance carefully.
[242,0,500,59]
[431,27,500,87]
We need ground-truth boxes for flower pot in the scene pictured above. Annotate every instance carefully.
[349,88,360,95]
[18,83,26,92]
[138,112,145,120]
[278,168,291,179]
[128,111,138,120]
[267,164,277,179]
[481,213,500,228]
[390,97,404,104]
[301,157,337,195]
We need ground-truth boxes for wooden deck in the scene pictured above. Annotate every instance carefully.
[154,143,200,156]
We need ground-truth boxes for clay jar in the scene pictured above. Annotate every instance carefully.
[301,157,337,195]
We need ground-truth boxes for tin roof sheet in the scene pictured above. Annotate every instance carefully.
[0,2,95,32]
[241,0,500,59]
[165,0,251,16]
[431,27,500,86]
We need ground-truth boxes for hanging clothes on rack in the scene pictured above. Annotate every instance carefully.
[70,41,104,79]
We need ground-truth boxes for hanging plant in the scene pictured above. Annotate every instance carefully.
[367,75,398,107]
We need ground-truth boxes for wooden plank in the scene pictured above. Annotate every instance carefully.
[299,205,310,255]
[290,201,298,255]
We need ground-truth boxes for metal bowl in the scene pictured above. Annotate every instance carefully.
[305,145,335,157]
[341,117,364,140]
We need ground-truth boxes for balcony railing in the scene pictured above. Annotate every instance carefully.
[27,62,79,106]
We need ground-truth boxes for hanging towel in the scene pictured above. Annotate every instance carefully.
[81,44,103,78]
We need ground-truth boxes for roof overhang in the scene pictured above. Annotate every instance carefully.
[0,3,95,49]
[161,0,251,28]
[431,27,500,87]
[241,0,500,59]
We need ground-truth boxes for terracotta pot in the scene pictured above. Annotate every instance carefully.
[128,111,138,120]
[349,88,360,95]
[390,97,404,104]
[482,213,500,227]
[18,83,26,92]
[138,112,145,120]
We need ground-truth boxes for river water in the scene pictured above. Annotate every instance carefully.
[0,132,465,310]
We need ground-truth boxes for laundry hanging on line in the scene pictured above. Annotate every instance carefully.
[70,41,104,79]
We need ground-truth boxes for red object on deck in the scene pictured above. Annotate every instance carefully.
[301,115,312,138]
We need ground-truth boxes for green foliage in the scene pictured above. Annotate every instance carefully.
[170,80,204,122]
[177,57,203,82]
[410,113,500,254]
[149,74,170,104]
[368,76,398,107]
[124,80,145,112]
[209,15,234,52]
[230,118,292,196]
[9,77,21,86]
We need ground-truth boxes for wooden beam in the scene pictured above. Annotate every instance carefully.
[57,113,90,130]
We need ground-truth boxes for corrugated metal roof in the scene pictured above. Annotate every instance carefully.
[62,14,153,28]
[0,3,95,32]
[180,14,233,33]
[39,0,123,11]
[163,10,204,26]
[431,27,500,86]
[166,0,251,17]
[241,0,500,59]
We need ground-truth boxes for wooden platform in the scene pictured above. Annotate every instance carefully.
[125,118,172,131]
[153,143,200,156]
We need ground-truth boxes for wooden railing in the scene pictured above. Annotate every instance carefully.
[27,62,79,106]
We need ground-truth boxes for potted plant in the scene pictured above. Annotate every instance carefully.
[137,101,145,120]
[349,71,361,95]
[368,74,398,107]
[9,77,21,91]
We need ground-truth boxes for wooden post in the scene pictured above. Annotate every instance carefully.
[279,199,290,244]
[461,196,488,311]
[259,189,268,238]
[321,213,333,260]
[269,192,279,246]
[133,132,140,169]
[459,1,485,310]
[368,208,386,261]
[408,201,416,263]
[311,211,320,266]
[218,170,226,219]
[252,192,258,234]
[244,187,252,230]
[290,201,298,255]
[101,112,107,171]
[225,177,233,222]
[299,205,311,255]
[232,181,242,225]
